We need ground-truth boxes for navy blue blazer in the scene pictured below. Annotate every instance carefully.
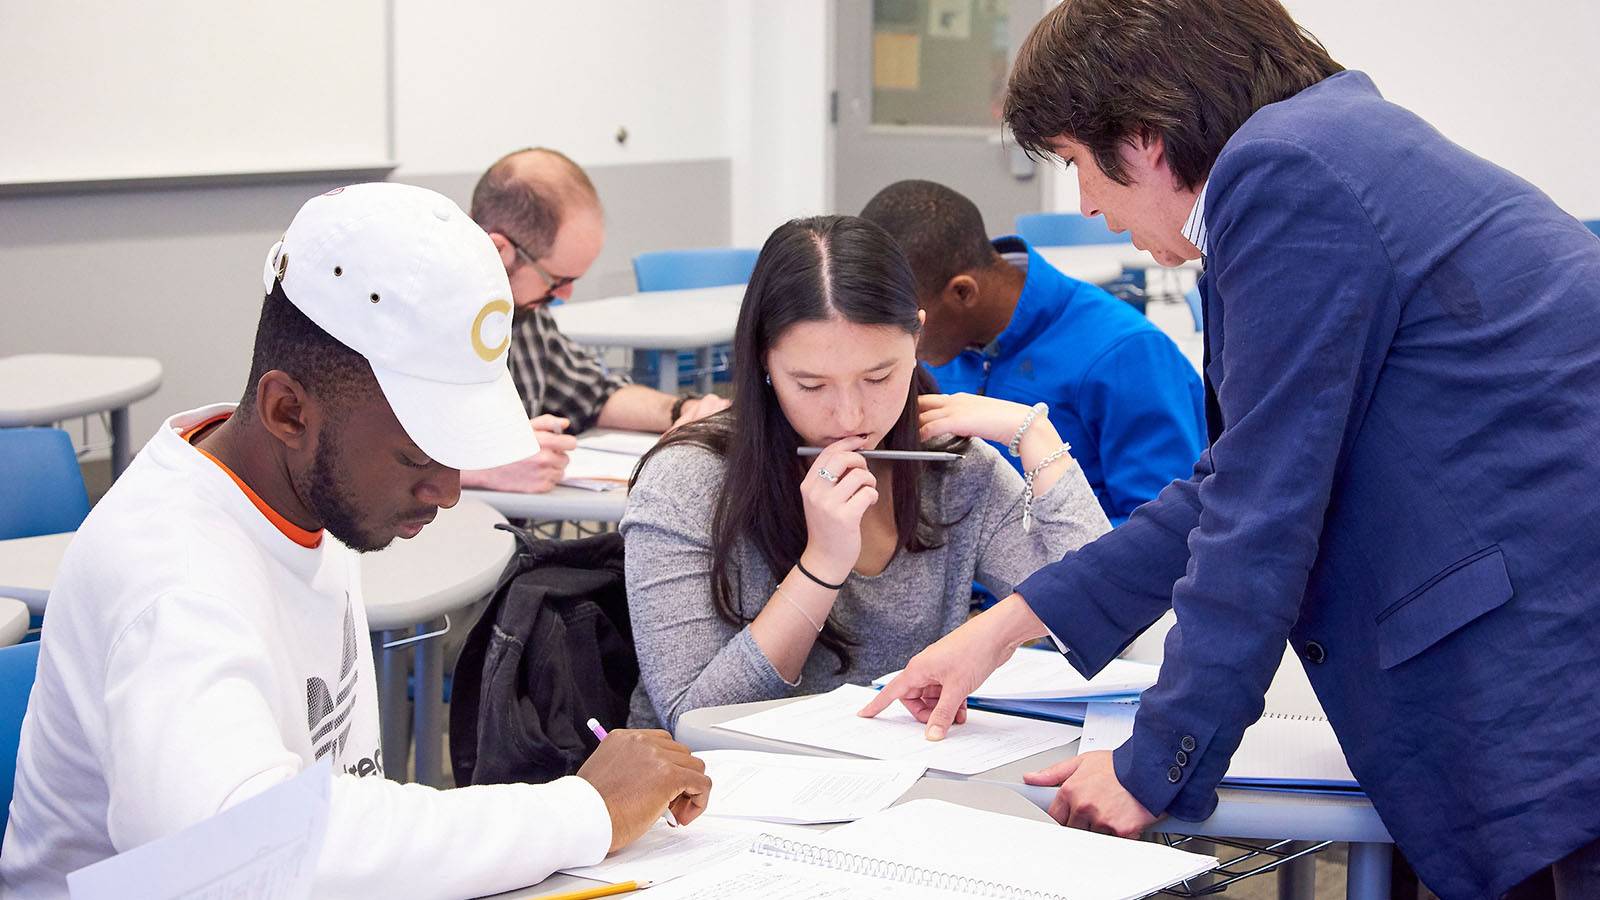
[1015,71,1600,898]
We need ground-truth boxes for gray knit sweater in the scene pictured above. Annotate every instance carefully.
[620,439,1111,730]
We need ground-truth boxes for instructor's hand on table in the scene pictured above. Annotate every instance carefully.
[1024,750,1156,839]
[576,728,711,852]
[858,594,1048,739]
[798,436,877,584]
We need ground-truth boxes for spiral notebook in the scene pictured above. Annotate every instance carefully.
[1080,701,1359,792]
[639,798,1217,900]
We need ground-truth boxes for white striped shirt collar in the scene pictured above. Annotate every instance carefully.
[1181,178,1210,258]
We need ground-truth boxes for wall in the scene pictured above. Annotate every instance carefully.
[1050,1,1600,219]
[725,2,835,246]
[0,1,739,449]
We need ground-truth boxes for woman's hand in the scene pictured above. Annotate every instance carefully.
[797,436,876,584]
[919,393,1041,446]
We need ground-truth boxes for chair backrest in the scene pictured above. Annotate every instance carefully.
[1585,219,1600,240]
[1014,212,1131,247]
[0,428,91,540]
[632,248,760,292]
[0,640,42,844]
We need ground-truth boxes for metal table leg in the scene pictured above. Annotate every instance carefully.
[373,631,410,782]
[1277,842,1318,900]
[412,616,447,788]
[695,346,713,396]
[1348,842,1394,900]
[110,405,133,478]
[657,353,677,394]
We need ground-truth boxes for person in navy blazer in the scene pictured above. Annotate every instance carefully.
[862,1,1600,896]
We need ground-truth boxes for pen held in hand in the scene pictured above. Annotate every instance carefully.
[586,716,680,827]
[796,448,963,462]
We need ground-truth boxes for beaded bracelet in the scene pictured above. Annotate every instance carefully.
[1008,402,1050,457]
[1022,443,1074,533]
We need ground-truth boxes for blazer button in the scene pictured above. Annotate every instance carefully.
[1167,765,1182,783]
[1175,750,1189,767]
[1304,641,1327,664]
[1180,735,1197,752]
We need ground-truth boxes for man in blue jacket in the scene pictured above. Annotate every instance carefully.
[863,1,1600,897]
[861,180,1205,526]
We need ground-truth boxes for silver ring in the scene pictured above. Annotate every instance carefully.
[817,466,839,483]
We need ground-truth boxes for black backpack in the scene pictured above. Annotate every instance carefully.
[449,526,638,787]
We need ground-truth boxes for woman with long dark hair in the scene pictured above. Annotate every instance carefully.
[621,216,1109,729]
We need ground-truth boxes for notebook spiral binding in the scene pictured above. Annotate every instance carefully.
[752,834,1072,900]
[1261,712,1326,723]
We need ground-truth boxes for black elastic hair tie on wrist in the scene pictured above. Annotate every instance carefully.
[795,559,847,591]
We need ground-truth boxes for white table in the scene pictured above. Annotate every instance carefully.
[464,486,626,524]
[362,498,515,788]
[0,596,28,647]
[0,531,72,615]
[484,776,1053,899]
[1034,244,1203,287]
[551,284,745,393]
[0,353,164,477]
[676,697,1393,900]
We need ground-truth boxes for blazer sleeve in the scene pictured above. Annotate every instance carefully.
[1113,138,1397,819]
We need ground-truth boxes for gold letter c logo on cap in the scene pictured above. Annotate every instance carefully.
[471,298,513,362]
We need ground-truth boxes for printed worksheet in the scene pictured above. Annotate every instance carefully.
[714,683,1081,775]
[697,749,923,823]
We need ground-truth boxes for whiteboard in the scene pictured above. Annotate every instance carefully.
[0,0,391,186]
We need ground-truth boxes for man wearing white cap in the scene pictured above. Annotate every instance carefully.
[0,183,712,900]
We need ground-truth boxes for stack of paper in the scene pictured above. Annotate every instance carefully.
[559,817,815,887]
[875,647,1158,725]
[557,432,660,491]
[714,683,1081,775]
[696,749,924,824]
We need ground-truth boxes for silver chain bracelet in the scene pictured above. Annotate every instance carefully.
[1022,443,1074,532]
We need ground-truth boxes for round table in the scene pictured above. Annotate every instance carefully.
[362,497,514,788]
[0,353,164,477]
[0,596,28,647]
[551,284,744,394]
[464,486,626,525]
[0,531,72,615]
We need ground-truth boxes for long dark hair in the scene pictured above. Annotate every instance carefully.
[634,215,962,670]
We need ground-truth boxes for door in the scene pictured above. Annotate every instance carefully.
[833,0,1046,232]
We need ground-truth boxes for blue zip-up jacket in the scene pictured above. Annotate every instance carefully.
[927,237,1205,525]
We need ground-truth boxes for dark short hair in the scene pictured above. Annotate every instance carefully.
[860,180,998,300]
[1004,0,1343,189]
[237,282,375,415]
[469,147,599,258]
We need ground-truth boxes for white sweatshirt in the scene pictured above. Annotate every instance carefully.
[0,404,611,899]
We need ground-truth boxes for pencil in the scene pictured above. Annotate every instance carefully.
[535,880,650,900]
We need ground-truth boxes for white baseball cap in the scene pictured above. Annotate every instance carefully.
[262,182,537,471]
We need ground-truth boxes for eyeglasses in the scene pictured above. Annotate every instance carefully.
[502,234,580,299]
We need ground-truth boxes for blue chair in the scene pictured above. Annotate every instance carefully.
[1584,219,1600,240]
[1015,212,1131,247]
[1184,286,1204,332]
[631,248,759,389]
[0,641,42,846]
[0,428,91,540]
